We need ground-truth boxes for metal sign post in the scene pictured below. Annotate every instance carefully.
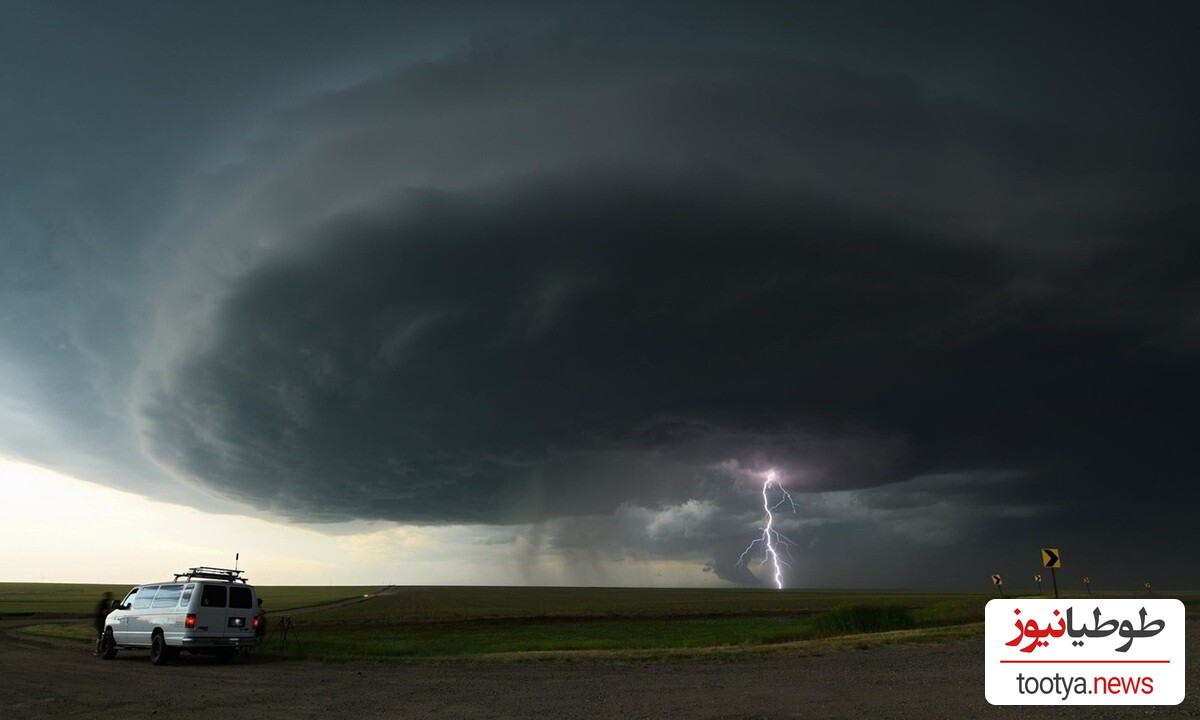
[1145,581,1152,597]
[1034,573,1043,594]
[1083,576,1091,595]
[1041,548,1061,599]
[991,573,1004,597]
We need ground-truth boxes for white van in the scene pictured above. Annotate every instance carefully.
[100,567,261,665]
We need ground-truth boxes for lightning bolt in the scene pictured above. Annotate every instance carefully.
[737,469,797,589]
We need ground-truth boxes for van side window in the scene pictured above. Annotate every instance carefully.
[201,584,227,608]
[179,584,194,606]
[229,586,253,609]
[121,589,138,607]
[152,584,183,608]
[132,586,157,610]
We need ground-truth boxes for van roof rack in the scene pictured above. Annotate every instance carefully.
[173,566,250,583]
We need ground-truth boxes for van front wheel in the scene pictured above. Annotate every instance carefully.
[99,629,117,660]
[149,631,176,665]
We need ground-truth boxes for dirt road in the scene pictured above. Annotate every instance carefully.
[3,618,1196,719]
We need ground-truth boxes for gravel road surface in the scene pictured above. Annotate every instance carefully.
[3,615,1195,719]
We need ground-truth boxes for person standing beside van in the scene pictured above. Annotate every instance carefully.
[92,591,113,655]
[254,598,267,639]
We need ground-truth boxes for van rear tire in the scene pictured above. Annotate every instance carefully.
[149,631,176,665]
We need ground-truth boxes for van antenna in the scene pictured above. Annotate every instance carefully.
[235,552,239,571]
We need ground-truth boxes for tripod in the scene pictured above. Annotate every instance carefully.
[261,616,302,653]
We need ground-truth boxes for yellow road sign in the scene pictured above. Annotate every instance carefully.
[1041,547,1062,568]
[991,573,1003,586]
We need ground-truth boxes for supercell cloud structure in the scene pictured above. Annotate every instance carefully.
[3,4,1198,587]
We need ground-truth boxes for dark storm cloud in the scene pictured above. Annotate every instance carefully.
[132,44,1200,590]
[7,2,1196,587]
[141,176,925,523]
[260,46,1182,255]
[0,0,549,504]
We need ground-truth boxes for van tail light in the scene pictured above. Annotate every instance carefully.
[252,616,261,630]
[185,613,197,629]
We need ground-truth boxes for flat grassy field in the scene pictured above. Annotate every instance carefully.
[298,586,965,621]
[0,583,133,616]
[14,585,1195,661]
[287,587,990,658]
[0,582,385,616]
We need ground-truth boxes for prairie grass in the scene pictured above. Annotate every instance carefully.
[274,587,991,659]
[12,585,1193,661]
[810,604,914,635]
[0,582,384,616]
[0,583,129,616]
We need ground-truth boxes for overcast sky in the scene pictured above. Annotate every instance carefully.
[2,1,1197,589]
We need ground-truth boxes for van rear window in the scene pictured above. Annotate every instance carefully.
[152,584,183,608]
[229,586,253,609]
[201,585,227,608]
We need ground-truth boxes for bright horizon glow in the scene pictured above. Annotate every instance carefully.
[0,457,720,587]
